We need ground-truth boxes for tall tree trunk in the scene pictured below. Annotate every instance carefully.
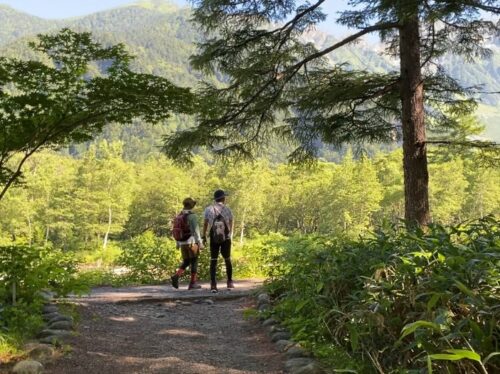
[27,215,32,246]
[45,226,50,245]
[12,281,16,305]
[239,209,247,245]
[103,206,112,249]
[399,14,431,226]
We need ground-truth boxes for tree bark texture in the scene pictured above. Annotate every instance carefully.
[399,15,431,226]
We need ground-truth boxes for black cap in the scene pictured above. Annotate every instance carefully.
[213,189,228,200]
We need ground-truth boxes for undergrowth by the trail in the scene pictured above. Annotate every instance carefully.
[265,216,500,373]
[0,234,283,360]
[77,232,285,287]
[2,218,498,372]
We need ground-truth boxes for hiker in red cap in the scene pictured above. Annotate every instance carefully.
[170,197,204,290]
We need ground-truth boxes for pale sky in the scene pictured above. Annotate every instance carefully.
[0,0,354,37]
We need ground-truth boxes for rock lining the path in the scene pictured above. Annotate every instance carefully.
[42,304,58,314]
[275,339,295,352]
[257,293,270,304]
[255,291,327,374]
[11,360,44,374]
[47,320,72,331]
[290,361,326,374]
[25,299,76,373]
[286,345,311,359]
[27,344,56,364]
[42,312,60,321]
[47,315,73,325]
[263,317,278,327]
[271,331,292,342]
[37,329,72,339]
[270,324,287,333]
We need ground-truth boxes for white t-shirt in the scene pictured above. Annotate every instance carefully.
[204,202,233,239]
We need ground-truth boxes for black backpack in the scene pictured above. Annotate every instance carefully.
[210,207,229,244]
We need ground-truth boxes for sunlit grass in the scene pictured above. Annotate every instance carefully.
[0,333,23,364]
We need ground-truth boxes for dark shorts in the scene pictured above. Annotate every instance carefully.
[180,243,199,260]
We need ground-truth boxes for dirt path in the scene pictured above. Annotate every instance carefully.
[45,280,285,373]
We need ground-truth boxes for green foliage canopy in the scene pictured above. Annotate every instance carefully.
[0,28,193,200]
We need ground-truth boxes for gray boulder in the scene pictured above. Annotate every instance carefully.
[42,312,60,321]
[285,357,315,371]
[38,329,72,339]
[39,332,72,345]
[47,320,73,331]
[47,315,73,325]
[291,362,326,374]
[286,346,310,359]
[258,303,270,312]
[42,304,58,314]
[257,293,270,304]
[262,318,278,327]
[271,331,291,342]
[27,344,55,364]
[38,290,55,302]
[275,339,294,352]
[12,360,44,374]
[270,324,286,333]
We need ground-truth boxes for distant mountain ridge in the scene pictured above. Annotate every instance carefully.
[0,0,498,149]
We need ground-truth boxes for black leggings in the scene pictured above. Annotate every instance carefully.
[179,257,198,274]
[210,239,232,283]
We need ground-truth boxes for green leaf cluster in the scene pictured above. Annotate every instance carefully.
[0,28,193,200]
[265,217,500,372]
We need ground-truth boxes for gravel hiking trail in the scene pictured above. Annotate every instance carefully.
[45,279,285,373]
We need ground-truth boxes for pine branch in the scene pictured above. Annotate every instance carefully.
[426,140,499,148]
[289,22,401,71]
[462,1,500,14]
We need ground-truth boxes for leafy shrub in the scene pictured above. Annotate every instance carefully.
[191,233,286,281]
[0,245,85,304]
[0,301,44,339]
[232,233,286,278]
[75,269,129,288]
[75,242,123,267]
[117,231,178,283]
[266,217,500,373]
[0,244,85,347]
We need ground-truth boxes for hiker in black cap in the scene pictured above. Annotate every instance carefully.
[202,189,234,293]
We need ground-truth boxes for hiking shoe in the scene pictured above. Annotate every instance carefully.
[170,275,179,289]
[188,283,202,290]
[227,280,235,289]
[210,283,218,293]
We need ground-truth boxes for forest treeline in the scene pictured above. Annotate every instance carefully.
[1,140,498,249]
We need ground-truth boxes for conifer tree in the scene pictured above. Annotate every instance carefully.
[163,0,499,225]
